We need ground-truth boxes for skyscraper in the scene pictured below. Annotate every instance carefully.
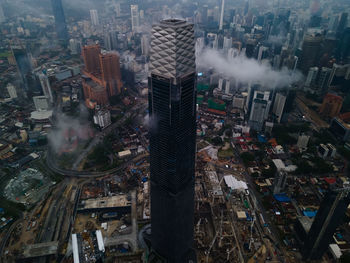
[82,45,101,74]
[100,52,122,96]
[301,189,350,260]
[50,0,68,41]
[12,46,32,92]
[298,33,323,74]
[0,1,5,23]
[130,5,139,31]
[219,0,225,30]
[148,19,197,262]
[272,93,286,123]
[249,90,271,131]
[90,9,99,26]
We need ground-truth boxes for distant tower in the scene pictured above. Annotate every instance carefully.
[148,19,197,262]
[130,5,139,31]
[302,189,350,260]
[219,0,225,30]
[141,35,150,56]
[90,9,99,26]
[0,1,5,23]
[50,0,68,41]
[11,46,32,92]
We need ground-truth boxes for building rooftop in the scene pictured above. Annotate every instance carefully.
[22,241,59,259]
[80,195,131,210]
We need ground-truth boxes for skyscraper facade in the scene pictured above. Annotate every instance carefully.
[148,19,197,262]
[90,9,99,26]
[298,33,323,74]
[302,189,350,260]
[50,0,68,41]
[82,45,101,75]
[100,52,122,96]
[130,5,139,31]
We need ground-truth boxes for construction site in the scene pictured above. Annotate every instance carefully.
[194,159,279,263]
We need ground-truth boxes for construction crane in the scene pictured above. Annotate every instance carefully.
[206,210,223,263]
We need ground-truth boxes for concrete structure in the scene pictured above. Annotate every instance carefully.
[319,93,343,118]
[273,93,286,123]
[72,234,79,263]
[22,241,58,259]
[90,9,99,26]
[148,19,197,262]
[130,5,139,31]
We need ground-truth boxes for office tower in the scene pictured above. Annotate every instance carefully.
[141,35,150,56]
[336,12,348,38]
[298,34,323,74]
[305,67,318,87]
[69,39,81,55]
[223,37,232,53]
[319,93,343,118]
[50,0,68,41]
[249,91,271,131]
[100,52,122,96]
[130,5,139,31]
[12,47,32,92]
[38,73,53,103]
[302,189,350,260]
[90,9,99,26]
[317,67,332,93]
[82,45,101,74]
[225,80,230,94]
[148,19,197,262]
[219,0,225,30]
[273,93,286,123]
[273,171,287,194]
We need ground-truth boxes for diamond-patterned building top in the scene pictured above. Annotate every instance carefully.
[149,19,196,79]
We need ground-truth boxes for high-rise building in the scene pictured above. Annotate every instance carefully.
[317,67,332,93]
[305,67,319,87]
[69,39,81,55]
[130,5,139,31]
[0,1,5,23]
[93,110,111,129]
[301,189,350,260]
[219,0,225,30]
[249,90,271,131]
[297,134,310,151]
[33,96,50,111]
[298,34,323,74]
[141,35,150,56]
[148,19,197,262]
[50,0,68,41]
[99,52,122,96]
[82,45,101,74]
[273,93,286,123]
[319,93,343,118]
[12,47,32,92]
[82,45,122,106]
[273,171,287,194]
[90,9,99,26]
[38,73,53,103]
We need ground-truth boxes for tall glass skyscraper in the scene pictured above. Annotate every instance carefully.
[51,0,68,41]
[148,19,197,262]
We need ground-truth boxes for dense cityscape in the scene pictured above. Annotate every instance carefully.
[0,0,350,262]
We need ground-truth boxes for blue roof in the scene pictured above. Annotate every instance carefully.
[258,134,267,143]
[273,194,291,202]
[303,210,317,218]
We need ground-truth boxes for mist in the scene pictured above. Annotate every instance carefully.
[197,48,302,89]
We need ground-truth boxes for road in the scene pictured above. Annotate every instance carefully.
[0,216,23,263]
[71,102,148,170]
